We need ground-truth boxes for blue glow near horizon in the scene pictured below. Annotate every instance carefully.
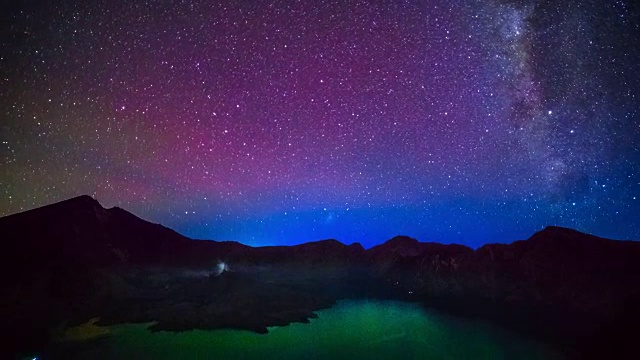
[172,196,640,248]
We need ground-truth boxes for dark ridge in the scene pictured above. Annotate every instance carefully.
[367,235,422,256]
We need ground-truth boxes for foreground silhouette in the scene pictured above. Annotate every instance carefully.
[2,196,639,359]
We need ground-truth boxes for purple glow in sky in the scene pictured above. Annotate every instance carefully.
[1,0,639,247]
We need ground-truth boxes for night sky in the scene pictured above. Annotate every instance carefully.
[1,0,639,248]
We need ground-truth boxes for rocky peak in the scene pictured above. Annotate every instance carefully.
[368,235,424,258]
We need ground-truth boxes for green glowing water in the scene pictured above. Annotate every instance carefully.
[48,300,560,359]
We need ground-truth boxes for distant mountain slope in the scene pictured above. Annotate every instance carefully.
[0,195,368,273]
[0,195,199,273]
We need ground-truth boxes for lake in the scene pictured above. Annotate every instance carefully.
[43,300,560,359]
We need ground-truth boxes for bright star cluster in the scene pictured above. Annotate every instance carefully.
[1,0,639,247]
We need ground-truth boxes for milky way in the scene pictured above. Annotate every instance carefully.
[2,0,639,247]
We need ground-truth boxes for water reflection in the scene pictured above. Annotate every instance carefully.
[47,300,560,360]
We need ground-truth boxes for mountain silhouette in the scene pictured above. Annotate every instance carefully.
[2,196,640,359]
